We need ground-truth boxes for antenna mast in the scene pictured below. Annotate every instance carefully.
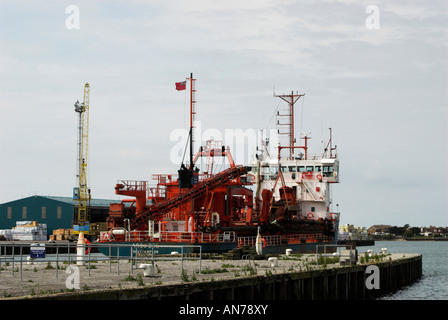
[189,73,196,169]
[178,74,198,188]
[274,91,305,158]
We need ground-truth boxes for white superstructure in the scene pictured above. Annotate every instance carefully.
[249,133,339,219]
[248,125,340,225]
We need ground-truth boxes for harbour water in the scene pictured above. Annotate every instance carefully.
[360,240,448,300]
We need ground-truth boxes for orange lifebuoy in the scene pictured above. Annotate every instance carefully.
[316,174,322,180]
[84,239,91,255]
[261,238,267,249]
[307,212,314,219]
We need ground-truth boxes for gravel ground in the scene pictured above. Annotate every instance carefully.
[0,252,416,299]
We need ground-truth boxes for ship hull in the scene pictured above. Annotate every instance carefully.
[98,240,337,257]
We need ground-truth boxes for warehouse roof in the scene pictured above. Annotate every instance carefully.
[43,196,121,208]
[0,195,125,208]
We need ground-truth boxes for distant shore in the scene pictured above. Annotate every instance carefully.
[374,237,448,241]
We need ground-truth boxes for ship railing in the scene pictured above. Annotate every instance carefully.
[160,232,202,243]
[150,173,219,185]
[287,233,331,243]
[237,233,331,248]
[116,180,147,191]
[100,230,150,242]
[237,235,283,247]
[279,153,324,161]
[128,231,151,242]
[147,186,167,199]
[100,230,331,245]
[100,230,238,243]
[151,174,175,184]
[159,231,237,243]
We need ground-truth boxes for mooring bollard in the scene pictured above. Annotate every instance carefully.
[268,257,278,267]
[139,264,154,276]
[76,233,86,266]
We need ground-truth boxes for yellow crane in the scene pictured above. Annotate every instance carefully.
[73,83,91,235]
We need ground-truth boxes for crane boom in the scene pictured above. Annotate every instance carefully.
[73,83,91,234]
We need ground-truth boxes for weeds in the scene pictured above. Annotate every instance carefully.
[136,273,145,286]
[201,266,229,274]
[123,275,137,282]
[45,262,55,270]
[279,254,303,261]
[360,252,388,264]
[241,265,257,276]
[181,268,190,282]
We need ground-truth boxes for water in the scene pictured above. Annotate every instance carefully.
[359,241,448,300]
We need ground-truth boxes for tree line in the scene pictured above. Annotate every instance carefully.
[387,225,421,238]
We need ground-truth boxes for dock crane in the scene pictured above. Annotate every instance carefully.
[73,83,91,235]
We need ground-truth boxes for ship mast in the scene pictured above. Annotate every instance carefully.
[178,73,197,188]
[274,91,305,158]
[189,73,196,169]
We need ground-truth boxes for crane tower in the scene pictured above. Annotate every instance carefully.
[73,83,91,235]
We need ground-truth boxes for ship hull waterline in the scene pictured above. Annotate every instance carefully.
[97,240,339,257]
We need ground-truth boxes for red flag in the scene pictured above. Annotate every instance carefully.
[175,81,186,91]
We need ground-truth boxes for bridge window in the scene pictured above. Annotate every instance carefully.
[323,165,334,177]
[298,166,305,172]
[288,166,296,172]
[306,166,313,172]
[270,166,278,180]
[262,166,270,180]
[315,166,322,172]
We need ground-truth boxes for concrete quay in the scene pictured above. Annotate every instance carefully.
[0,251,422,300]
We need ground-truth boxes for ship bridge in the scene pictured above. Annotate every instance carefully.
[250,156,339,184]
[248,150,339,222]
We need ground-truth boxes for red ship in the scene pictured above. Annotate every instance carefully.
[99,74,340,254]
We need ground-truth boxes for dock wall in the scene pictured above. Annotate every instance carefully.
[39,254,422,300]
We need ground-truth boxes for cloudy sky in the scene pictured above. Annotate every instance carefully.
[0,0,447,228]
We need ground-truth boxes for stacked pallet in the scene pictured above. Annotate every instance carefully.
[9,221,47,241]
[50,228,74,241]
[0,229,12,241]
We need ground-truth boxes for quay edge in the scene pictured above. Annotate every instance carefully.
[22,254,422,301]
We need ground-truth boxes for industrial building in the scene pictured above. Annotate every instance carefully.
[0,195,119,236]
